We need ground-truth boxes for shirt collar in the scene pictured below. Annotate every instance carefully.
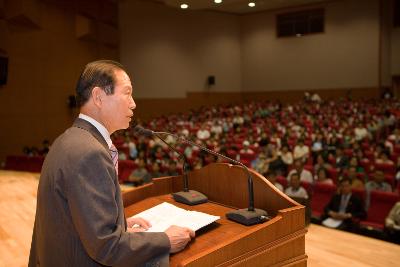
[78,113,113,149]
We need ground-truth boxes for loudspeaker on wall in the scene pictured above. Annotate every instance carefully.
[207,75,215,86]
[0,56,8,86]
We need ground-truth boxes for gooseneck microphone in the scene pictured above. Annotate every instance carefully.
[135,126,269,226]
[133,126,208,205]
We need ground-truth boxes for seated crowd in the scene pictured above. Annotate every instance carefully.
[14,96,400,242]
[110,97,400,241]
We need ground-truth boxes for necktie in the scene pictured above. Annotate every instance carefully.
[110,144,119,176]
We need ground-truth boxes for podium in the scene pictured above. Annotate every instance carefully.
[123,163,307,266]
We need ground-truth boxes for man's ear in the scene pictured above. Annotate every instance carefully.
[92,87,104,108]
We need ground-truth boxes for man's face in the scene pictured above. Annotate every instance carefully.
[348,168,357,179]
[100,69,136,133]
[290,175,300,188]
[295,161,302,171]
[374,171,384,183]
[341,181,352,195]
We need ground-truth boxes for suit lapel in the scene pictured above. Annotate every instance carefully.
[73,118,109,151]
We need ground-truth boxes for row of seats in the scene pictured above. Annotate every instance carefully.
[4,155,44,172]
[278,179,400,231]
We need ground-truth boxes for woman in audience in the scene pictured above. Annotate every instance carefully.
[314,154,332,175]
[315,168,333,184]
[349,156,365,173]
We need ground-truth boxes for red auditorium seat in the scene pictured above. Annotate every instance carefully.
[311,182,337,220]
[300,181,313,197]
[276,176,288,189]
[118,160,137,183]
[304,164,314,175]
[117,146,130,159]
[360,191,400,231]
[364,151,374,161]
[360,159,371,173]
[239,152,256,167]
[27,156,45,172]
[344,149,353,157]
[374,162,396,175]
[327,168,339,184]
[5,155,44,172]
[5,155,22,170]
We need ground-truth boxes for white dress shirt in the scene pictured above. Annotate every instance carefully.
[79,113,112,149]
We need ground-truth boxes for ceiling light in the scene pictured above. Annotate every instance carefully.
[214,0,223,3]
[180,3,188,9]
[248,2,255,7]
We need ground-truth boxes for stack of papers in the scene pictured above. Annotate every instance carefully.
[132,202,220,232]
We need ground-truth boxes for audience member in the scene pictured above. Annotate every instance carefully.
[293,139,310,163]
[314,154,332,174]
[385,201,400,242]
[346,166,365,190]
[287,159,313,183]
[285,172,309,199]
[128,158,151,185]
[279,144,293,170]
[150,162,164,179]
[322,178,366,231]
[335,146,349,171]
[251,151,268,174]
[266,171,283,192]
[365,170,393,209]
[315,168,333,184]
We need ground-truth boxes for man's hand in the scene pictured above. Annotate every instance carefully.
[165,225,195,253]
[126,217,151,233]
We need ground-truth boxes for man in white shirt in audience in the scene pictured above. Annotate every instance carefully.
[287,159,313,183]
[285,172,309,199]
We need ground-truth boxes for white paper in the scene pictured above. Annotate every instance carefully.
[322,217,343,228]
[132,202,220,232]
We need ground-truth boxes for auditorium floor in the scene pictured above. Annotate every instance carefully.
[0,170,399,267]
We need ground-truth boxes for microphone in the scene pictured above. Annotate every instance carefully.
[153,130,269,226]
[133,125,208,205]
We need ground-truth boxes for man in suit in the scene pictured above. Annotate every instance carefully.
[322,178,366,231]
[29,60,194,267]
[335,146,349,171]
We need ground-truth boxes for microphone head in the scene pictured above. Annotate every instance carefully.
[133,125,154,137]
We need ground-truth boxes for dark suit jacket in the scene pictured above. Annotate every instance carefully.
[323,193,367,221]
[29,118,170,267]
[335,156,348,170]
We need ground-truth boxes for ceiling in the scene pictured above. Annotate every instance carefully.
[152,0,332,14]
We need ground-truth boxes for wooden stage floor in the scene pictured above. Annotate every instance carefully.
[1,170,399,267]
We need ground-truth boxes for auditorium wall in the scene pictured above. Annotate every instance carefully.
[393,27,400,75]
[120,0,387,97]
[240,0,380,92]
[0,0,118,162]
[119,0,242,98]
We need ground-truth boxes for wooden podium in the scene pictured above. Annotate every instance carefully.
[123,163,307,267]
